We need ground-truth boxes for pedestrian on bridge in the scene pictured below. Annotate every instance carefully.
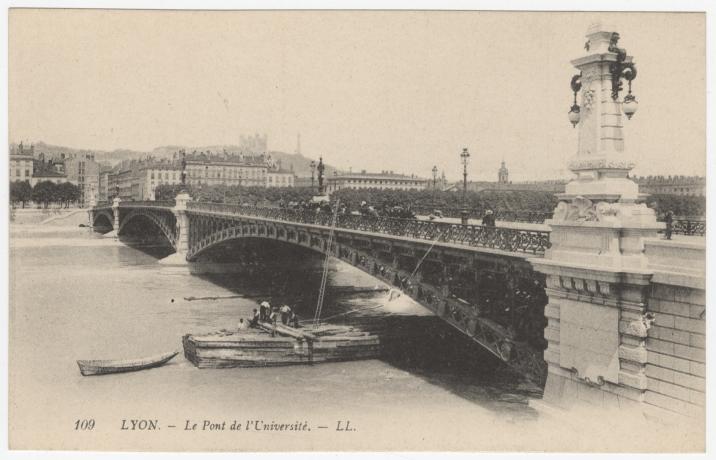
[482,209,496,227]
[664,211,674,240]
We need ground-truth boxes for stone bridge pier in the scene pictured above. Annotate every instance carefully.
[158,191,192,265]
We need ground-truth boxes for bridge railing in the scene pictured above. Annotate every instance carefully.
[411,206,554,223]
[118,200,176,208]
[669,219,706,236]
[186,201,551,255]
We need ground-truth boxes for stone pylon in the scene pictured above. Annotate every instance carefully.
[101,197,122,238]
[159,191,191,265]
[530,23,664,410]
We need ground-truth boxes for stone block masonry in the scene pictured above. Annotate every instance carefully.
[644,280,705,418]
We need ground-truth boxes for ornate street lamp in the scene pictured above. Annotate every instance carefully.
[568,74,582,127]
[608,32,638,119]
[569,32,638,126]
[310,160,316,190]
[179,149,187,193]
[431,165,438,207]
[460,148,470,225]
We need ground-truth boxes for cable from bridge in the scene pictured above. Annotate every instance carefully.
[313,199,340,327]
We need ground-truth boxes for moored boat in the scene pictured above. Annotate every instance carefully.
[77,351,179,376]
[182,322,381,369]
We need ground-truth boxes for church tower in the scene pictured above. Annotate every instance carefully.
[498,161,509,184]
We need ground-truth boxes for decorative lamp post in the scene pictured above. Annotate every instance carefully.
[607,32,638,119]
[460,148,470,225]
[179,149,187,193]
[310,160,316,190]
[568,74,582,127]
[432,165,438,207]
[317,157,325,195]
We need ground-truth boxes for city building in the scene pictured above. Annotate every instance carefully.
[9,142,34,183]
[184,151,268,188]
[30,155,68,186]
[65,153,100,206]
[633,175,705,197]
[106,149,294,201]
[267,169,295,188]
[98,165,114,202]
[326,170,428,194]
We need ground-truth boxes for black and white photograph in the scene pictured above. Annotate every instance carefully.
[3,4,711,455]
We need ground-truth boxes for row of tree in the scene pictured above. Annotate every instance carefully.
[152,183,706,218]
[154,184,316,205]
[10,180,82,209]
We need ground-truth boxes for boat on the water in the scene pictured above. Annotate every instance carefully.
[182,321,381,369]
[77,351,179,376]
[182,200,398,370]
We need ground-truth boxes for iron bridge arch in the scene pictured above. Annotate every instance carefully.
[118,208,178,249]
[185,206,549,383]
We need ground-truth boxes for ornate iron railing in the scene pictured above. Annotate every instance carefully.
[186,201,551,255]
[118,200,176,208]
[668,219,706,236]
[411,206,553,223]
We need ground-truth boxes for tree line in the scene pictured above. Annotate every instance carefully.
[10,180,82,209]
[152,183,706,219]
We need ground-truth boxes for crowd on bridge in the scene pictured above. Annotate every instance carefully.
[276,197,499,225]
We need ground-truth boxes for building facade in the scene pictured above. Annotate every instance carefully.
[326,170,428,194]
[107,150,295,201]
[634,175,705,197]
[9,142,35,183]
[64,153,100,206]
[267,170,295,188]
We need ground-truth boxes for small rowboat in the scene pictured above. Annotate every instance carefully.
[77,351,179,376]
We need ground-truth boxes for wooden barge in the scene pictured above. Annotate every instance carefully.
[182,322,382,369]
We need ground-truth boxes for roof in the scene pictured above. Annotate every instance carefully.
[330,172,427,181]
[33,170,66,178]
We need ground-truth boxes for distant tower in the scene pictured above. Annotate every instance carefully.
[296,133,301,155]
[498,160,509,184]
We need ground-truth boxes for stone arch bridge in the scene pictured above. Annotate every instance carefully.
[90,198,552,381]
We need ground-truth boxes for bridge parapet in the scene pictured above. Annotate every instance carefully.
[118,200,176,208]
[186,202,552,255]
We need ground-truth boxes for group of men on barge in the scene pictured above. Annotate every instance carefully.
[243,300,300,331]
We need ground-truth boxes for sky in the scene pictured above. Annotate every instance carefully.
[9,10,706,181]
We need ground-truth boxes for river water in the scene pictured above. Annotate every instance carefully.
[8,224,692,452]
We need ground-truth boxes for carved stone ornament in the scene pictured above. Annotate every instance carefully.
[624,313,656,338]
[580,67,599,87]
[568,158,636,171]
[581,89,595,112]
[552,196,598,222]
